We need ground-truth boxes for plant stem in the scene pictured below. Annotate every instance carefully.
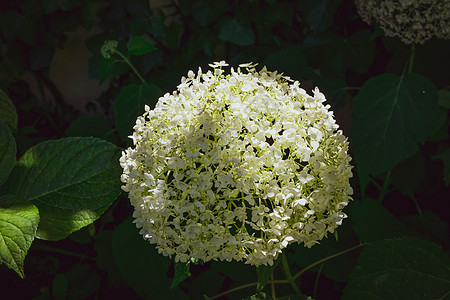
[32,243,96,261]
[209,280,289,299]
[293,243,366,281]
[313,263,323,299]
[377,170,391,203]
[271,273,276,300]
[408,44,416,73]
[113,50,146,84]
[210,243,366,299]
[281,252,301,294]
[411,194,423,217]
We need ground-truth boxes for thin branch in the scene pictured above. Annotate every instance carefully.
[32,243,96,261]
[293,243,366,281]
[281,252,301,294]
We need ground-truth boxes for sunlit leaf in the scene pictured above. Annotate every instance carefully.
[0,204,39,278]
[4,137,121,240]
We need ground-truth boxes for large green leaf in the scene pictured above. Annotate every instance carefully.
[351,198,418,242]
[0,119,16,185]
[351,73,439,187]
[4,137,121,240]
[112,219,185,299]
[114,83,161,142]
[219,18,255,46]
[343,237,450,300]
[0,204,39,278]
[0,89,18,131]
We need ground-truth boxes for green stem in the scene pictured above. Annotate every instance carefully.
[209,280,289,299]
[33,243,96,261]
[113,50,146,84]
[293,243,366,281]
[313,263,323,299]
[281,252,301,294]
[377,170,392,202]
[408,44,416,73]
[411,194,423,217]
[271,273,276,300]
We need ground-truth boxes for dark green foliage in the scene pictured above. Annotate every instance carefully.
[343,237,450,300]
[0,0,449,299]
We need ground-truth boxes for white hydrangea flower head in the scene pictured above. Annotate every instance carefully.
[120,62,353,266]
[355,0,450,44]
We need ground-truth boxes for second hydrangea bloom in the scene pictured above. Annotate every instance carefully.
[120,62,353,266]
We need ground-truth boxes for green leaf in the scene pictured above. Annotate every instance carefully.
[188,267,224,299]
[0,119,16,185]
[263,46,307,79]
[112,219,185,299]
[0,89,18,131]
[0,204,39,278]
[390,152,425,196]
[400,211,449,246]
[127,36,157,56]
[165,22,185,49]
[93,230,123,286]
[351,73,439,188]
[64,264,101,299]
[304,0,342,32]
[52,273,68,300]
[343,237,450,300]
[171,261,191,289]
[319,30,375,77]
[256,258,279,292]
[65,114,116,143]
[351,198,418,242]
[437,89,450,109]
[114,83,161,142]
[345,29,375,74]
[219,18,255,46]
[192,0,229,27]
[288,219,358,283]
[4,137,121,240]
[433,145,450,186]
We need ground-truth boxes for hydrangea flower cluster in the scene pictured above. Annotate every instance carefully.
[355,0,450,44]
[120,61,353,266]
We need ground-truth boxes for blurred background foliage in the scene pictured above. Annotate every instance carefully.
[0,0,449,299]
